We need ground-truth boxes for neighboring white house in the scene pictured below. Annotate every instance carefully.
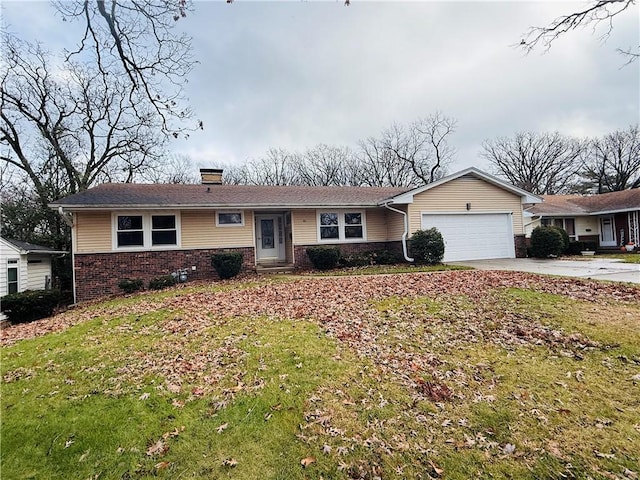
[0,237,67,297]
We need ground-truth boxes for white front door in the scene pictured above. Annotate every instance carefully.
[599,216,616,247]
[255,214,285,262]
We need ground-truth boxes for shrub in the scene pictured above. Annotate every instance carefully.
[410,228,445,265]
[211,252,244,279]
[306,246,341,270]
[148,275,177,290]
[371,249,403,265]
[566,241,585,256]
[0,289,61,324]
[118,278,144,294]
[530,226,564,258]
[551,226,570,253]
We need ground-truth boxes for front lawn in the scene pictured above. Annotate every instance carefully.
[2,271,639,479]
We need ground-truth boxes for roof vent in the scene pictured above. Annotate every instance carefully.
[200,168,223,185]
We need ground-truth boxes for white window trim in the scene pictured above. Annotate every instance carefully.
[316,209,367,243]
[111,211,181,251]
[7,258,19,294]
[542,217,578,240]
[216,210,245,227]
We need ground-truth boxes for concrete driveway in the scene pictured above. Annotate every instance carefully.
[448,258,640,284]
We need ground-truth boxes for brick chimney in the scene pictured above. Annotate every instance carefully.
[200,168,223,185]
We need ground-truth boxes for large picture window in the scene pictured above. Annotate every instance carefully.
[113,212,179,249]
[317,210,365,242]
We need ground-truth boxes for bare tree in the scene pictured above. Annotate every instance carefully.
[140,154,199,184]
[481,132,584,195]
[296,144,358,186]
[372,113,455,186]
[53,0,197,134]
[358,134,421,187]
[1,35,166,194]
[519,0,639,64]
[240,148,300,186]
[582,125,640,192]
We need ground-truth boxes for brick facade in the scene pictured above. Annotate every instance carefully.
[514,234,527,258]
[74,247,254,302]
[293,241,404,269]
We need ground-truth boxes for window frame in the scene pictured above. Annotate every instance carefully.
[7,259,19,295]
[542,217,577,240]
[216,210,245,227]
[316,210,366,243]
[112,211,180,250]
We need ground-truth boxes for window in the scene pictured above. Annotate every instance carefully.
[317,211,365,242]
[117,215,144,247]
[7,259,18,294]
[113,212,179,249]
[151,215,177,245]
[319,213,339,240]
[217,211,244,226]
[542,217,577,240]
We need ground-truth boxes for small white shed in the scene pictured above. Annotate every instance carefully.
[1,237,67,297]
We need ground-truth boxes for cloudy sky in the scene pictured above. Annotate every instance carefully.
[2,1,638,174]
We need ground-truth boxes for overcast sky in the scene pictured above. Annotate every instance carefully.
[2,1,639,175]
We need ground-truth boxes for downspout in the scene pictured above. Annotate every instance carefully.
[382,202,414,262]
[57,207,77,305]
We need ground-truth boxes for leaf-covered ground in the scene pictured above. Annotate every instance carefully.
[2,270,639,479]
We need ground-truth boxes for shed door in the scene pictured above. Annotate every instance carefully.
[421,213,515,262]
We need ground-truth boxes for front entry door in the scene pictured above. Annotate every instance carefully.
[255,214,285,262]
[599,216,616,247]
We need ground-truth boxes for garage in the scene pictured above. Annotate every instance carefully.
[421,213,515,262]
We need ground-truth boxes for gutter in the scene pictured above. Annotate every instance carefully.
[55,206,76,305]
[381,202,414,263]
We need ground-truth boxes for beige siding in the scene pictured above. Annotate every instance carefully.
[182,210,254,248]
[75,212,112,253]
[576,216,599,238]
[407,176,525,234]
[385,205,408,240]
[26,255,53,290]
[292,210,317,245]
[365,208,388,242]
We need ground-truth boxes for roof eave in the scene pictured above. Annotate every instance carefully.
[51,202,386,211]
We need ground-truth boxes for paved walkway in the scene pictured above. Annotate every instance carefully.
[447,258,640,284]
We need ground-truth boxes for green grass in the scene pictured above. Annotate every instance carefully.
[2,274,639,479]
[308,263,472,276]
[587,253,640,264]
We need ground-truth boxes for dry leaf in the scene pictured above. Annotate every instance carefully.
[146,440,168,456]
[428,459,444,476]
[301,456,316,468]
[216,423,229,434]
[155,461,171,470]
[222,458,237,467]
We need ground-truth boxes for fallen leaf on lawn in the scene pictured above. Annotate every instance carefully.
[65,439,74,448]
[301,456,316,468]
[146,440,168,456]
[167,383,181,393]
[323,444,332,454]
[155,461,171,470]
[79,450,90,462]
[172,399,185,408]
[222,458,237,467]
[503,443,516,454]
[428,459,444,476]
[139,392,150,401]
[217,423,228,434]
[192,387,204,396]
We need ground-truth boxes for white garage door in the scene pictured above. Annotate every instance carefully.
[421,213,515,262]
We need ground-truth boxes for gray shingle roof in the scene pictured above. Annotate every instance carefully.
[2,238,67,254]
[50,183,411,209]
[529,189,640,216]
